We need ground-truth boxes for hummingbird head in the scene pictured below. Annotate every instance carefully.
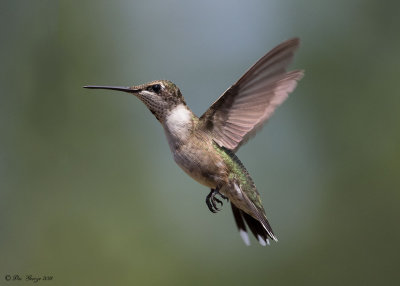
[84,80,186,122]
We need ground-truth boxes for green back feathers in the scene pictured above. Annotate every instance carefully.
[213,144,265,211]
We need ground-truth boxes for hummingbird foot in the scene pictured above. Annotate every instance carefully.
[219,193,228,201]
[206,188,228,213]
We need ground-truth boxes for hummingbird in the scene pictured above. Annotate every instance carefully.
[84,38,303,246]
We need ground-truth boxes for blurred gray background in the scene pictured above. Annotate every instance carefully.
[1,0,399,285]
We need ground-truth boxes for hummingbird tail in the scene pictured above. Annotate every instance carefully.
[231,203,276,246]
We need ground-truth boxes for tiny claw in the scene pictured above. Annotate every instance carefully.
[206,196,217,213]
[220,194,228,201]
[214,197,223,207]
[205,188,228,213]
[211,197,220,212]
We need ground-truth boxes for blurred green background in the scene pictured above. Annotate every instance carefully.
[1,0,400,285]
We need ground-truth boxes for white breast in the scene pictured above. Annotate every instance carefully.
[164,104,192,150]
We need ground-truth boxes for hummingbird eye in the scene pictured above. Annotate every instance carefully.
[151,84,161,93]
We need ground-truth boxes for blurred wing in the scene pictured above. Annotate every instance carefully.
[199,38,304,152]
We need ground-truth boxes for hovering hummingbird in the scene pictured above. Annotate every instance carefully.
[84,38,303,246]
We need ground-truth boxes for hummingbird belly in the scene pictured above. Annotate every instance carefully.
[172,139,227,189]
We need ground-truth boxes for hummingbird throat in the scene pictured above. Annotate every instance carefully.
[164,104,193,149]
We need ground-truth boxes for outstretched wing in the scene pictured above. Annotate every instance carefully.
[199,38,304,152]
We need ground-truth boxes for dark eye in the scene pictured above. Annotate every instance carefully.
[152,84,161,93]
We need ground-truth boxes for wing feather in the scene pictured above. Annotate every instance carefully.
[199,38,304,152]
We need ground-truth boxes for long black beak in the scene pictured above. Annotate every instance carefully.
[83,85,139,93]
